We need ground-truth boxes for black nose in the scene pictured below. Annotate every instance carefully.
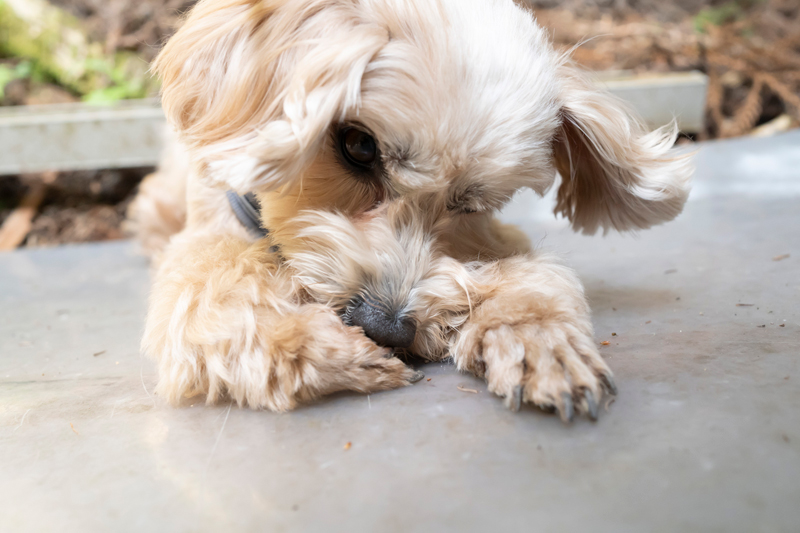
[348,297,417,349]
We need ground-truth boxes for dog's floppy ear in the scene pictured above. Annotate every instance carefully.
[153,0,388,193]
[551,64,692,235]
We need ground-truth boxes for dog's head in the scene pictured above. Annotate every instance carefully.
[155,0,692,351]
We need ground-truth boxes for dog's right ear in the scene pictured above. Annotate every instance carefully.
[551,63,693,235]
[154,0,389,193]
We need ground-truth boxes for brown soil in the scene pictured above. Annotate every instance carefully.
[533,0,800,139]
[1,168,151,248]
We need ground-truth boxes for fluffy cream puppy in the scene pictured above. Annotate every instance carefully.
[129,0,692,421]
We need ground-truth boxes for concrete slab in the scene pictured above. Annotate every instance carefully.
[1,132,799,532]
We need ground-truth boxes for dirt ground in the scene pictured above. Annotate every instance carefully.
[1,0,799,248]
[0,169,149,247]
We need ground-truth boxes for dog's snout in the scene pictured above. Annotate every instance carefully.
[348,297,417,349]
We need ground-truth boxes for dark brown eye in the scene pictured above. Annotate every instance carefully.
[340,127,377,169]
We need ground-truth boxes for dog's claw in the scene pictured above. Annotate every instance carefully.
[559,392,574,423]
[601,372,618,396]
[509,385,523,412]
[409,370,425,383]
[584,389,599,421]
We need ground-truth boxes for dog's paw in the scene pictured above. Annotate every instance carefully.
[475,322,617,422]
[342,334,426,389]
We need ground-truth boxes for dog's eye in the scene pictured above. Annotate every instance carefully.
[340,127,377,169]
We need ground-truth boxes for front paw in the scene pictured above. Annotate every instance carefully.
[462,321,617,422]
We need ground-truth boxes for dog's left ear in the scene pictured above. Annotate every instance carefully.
[551,64,692,235]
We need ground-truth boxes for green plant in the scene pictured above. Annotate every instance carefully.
[693,0,760,33]
[81,56,153,103]
[0,0,157,103]
[0,60,31,99]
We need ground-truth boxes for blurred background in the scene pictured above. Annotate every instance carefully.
[0,0,798,250]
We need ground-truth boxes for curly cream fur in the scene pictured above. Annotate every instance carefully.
[130,0,692,421]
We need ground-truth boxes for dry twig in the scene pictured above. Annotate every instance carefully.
[0,172,57,251]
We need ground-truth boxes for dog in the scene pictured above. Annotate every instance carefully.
[128,0,692,422]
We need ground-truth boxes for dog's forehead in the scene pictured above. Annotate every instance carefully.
[358,0,561,191]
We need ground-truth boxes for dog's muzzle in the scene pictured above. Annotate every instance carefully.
[347,295,417,349]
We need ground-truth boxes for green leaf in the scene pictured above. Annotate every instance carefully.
[0,59,33,99]
[693,1,744,33]
[0,65,15,99]
[83,85,132,103]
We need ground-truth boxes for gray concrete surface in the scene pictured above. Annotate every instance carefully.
[1,132,799,532]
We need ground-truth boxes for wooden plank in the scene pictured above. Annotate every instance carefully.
[0,72,709,175]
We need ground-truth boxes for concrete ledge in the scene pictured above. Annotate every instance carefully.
[0,72,708,175]
[0,98,165,175]
[597,71,708,133]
